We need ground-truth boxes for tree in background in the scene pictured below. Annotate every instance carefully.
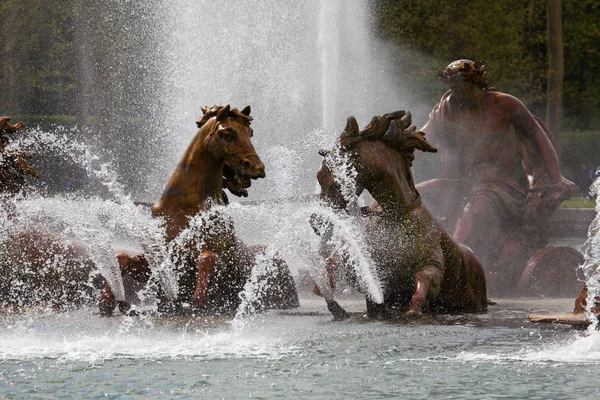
[0,0,76,115]
[371,0,600,132]
[546,0,564,149]
[562,0,600,131]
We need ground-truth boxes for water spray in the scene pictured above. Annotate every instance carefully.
[582,177,600,330]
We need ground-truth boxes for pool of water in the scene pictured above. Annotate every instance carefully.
[1,297,599,399]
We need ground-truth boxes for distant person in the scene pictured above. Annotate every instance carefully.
[416,60,577,294]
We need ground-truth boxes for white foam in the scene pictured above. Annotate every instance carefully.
[0,315,299,363]
[457,332,600,364]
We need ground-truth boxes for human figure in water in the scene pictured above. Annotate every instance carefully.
[416,60,577,295]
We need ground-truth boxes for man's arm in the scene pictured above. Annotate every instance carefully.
[508,97,563,185]
[421,99,463,179]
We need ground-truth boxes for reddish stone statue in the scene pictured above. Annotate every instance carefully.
[416,60,579,296]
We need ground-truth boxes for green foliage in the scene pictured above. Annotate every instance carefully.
[560,130,600,184]
[0,0,77,115]
[371,1,547,108]
[560,197,596,208]
[563,0,600,130]
[371,0,600,130]
[562,131,600,164]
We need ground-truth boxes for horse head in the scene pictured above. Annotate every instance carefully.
[0,116,26,150]
[197,105,265,193]
[317,111,437,213]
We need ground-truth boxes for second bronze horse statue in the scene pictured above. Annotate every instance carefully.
[314,111,488,320]
[100,105,299,316]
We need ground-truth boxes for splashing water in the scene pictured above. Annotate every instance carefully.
[9,126,125,199]
[581,177,600,330]
[309,146,384,304]
[164,205,236,305]
[311,205,384,304]
[232,248,279,329]
[0,127,176,306]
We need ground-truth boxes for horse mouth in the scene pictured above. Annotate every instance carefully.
[222,165,253,198]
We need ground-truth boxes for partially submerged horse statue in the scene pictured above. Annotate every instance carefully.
[0,229,101,311]
[0,117,104,311]
[314,111,488,320]
[99,105,299,316]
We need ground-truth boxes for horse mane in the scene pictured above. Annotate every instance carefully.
[339,111,437,154]
[195,105,253,128]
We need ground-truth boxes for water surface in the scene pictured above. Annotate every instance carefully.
[1,298,598,399]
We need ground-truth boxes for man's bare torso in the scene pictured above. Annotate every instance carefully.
[444,91,522,183]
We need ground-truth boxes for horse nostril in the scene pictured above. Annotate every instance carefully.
[240,156,265,178]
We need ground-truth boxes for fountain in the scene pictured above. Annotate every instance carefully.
[581,178,600,326]
[1,1,600,398]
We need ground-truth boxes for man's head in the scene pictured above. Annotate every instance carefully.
[439,60,489,90]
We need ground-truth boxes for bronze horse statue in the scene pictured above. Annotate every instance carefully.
[0,229,100,311]
[314,111,488,320]
[99,105,299,316]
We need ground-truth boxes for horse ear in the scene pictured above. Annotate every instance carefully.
[0,117,10,130]
[241,105,251,116]
[217,105,231,121]
[200,106,210,115]
[406,130,438,153]
[344,116,359,137]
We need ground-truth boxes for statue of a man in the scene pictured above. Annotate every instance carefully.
[417,60,577,294]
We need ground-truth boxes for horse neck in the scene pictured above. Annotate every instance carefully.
[152,121,223,237]
[360,143,419,213]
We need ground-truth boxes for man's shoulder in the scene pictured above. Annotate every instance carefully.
[486,90,522,104]
[486,90,524,108]
[440,89,452,102]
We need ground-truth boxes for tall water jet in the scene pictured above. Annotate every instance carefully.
[319,0,341,131]
[156,1,407,199]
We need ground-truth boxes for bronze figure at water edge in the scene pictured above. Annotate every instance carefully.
[416,60,580,296]
[0,108,298,314]
[100,105,299,316]
[313,111,488,320]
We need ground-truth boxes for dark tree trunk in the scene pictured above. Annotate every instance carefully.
[546,0,564,154]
